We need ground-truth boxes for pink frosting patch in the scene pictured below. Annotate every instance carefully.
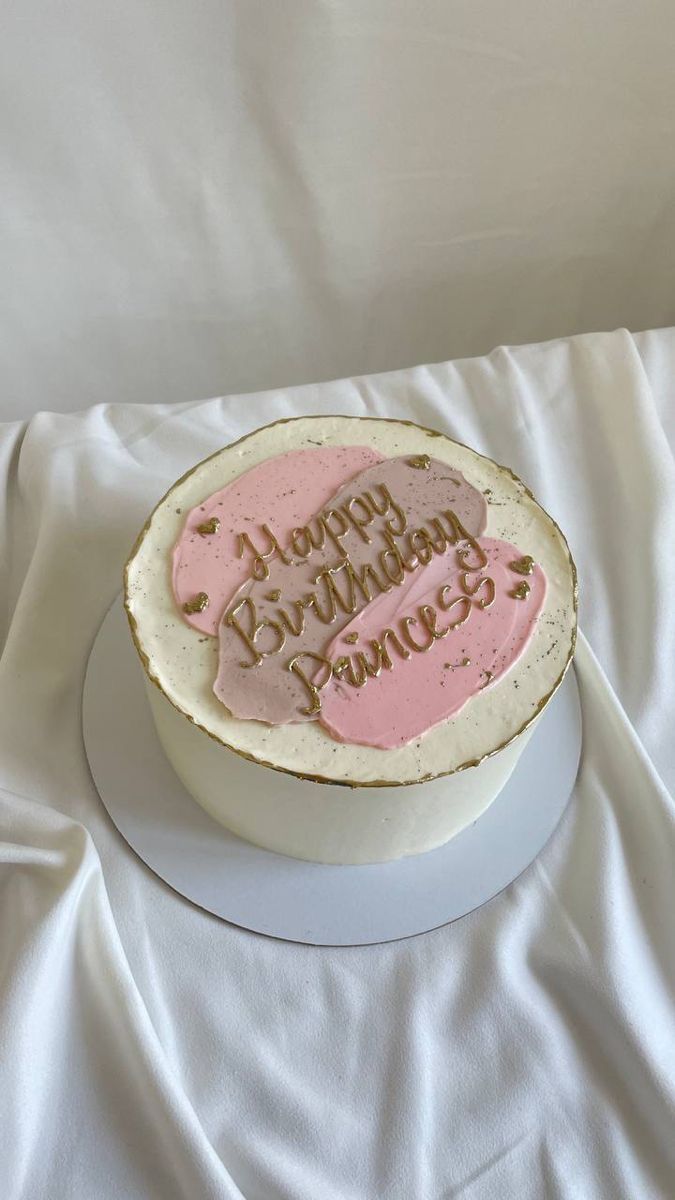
[172,446,384,634]
[319,539,546,749]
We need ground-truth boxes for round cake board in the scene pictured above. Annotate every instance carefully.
[83,597,582,946]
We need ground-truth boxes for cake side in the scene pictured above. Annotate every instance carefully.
[124,415,577,786]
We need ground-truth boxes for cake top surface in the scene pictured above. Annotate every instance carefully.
[124,415,577,786]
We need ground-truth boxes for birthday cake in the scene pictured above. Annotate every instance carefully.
[124,415,577,863]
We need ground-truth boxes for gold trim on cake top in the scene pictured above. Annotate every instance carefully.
[123,415,578,789]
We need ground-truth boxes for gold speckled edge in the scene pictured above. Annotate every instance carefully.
[123,414,579,789]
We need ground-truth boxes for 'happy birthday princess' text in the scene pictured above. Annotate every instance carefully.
[223,482,496,715]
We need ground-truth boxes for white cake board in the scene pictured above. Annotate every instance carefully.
[83,598,582,946]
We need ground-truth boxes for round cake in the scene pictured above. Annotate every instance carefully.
[124,415,577,863]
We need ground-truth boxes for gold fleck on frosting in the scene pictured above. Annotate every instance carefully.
[344,632,359,644]
[196,517,221,537]
[265,589,281,601]
[511,581,531,600]
[407,454,431,470]
[509,555,535,576]
[183,591,210,614]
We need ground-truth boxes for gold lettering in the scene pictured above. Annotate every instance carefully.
[320,508,351,554]
[401,614,435,653]
[341,495,375,543]
[441,509,470,545]
[427,516,450,555]
[457,541,488,572]
[381,485,407,536]
[409,527,435,565]
[276,596,316,637]
[440,511,488,571]
[460,573,495,608]
[333,655,351,679]
[311,554,394,624]
[290,519,326,559]
[344,556,393,604]
[356,647,384,679]
[237,525,292,580]
[378,627,411,665]
[379,527,418,582]
[419,604,449,640]
[363,486,389,517]
[288,652,334,715]
[310,576,343,623]
[333,654,368,688]
[333,636,404,691]
[227,503,492,690]
[225,597,286,667]
[437,591,472,629]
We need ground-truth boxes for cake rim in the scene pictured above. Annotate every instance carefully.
[123,414,578,789]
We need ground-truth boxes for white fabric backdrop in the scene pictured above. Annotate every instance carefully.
[1,327,674,1198]
[4,1,675,421]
